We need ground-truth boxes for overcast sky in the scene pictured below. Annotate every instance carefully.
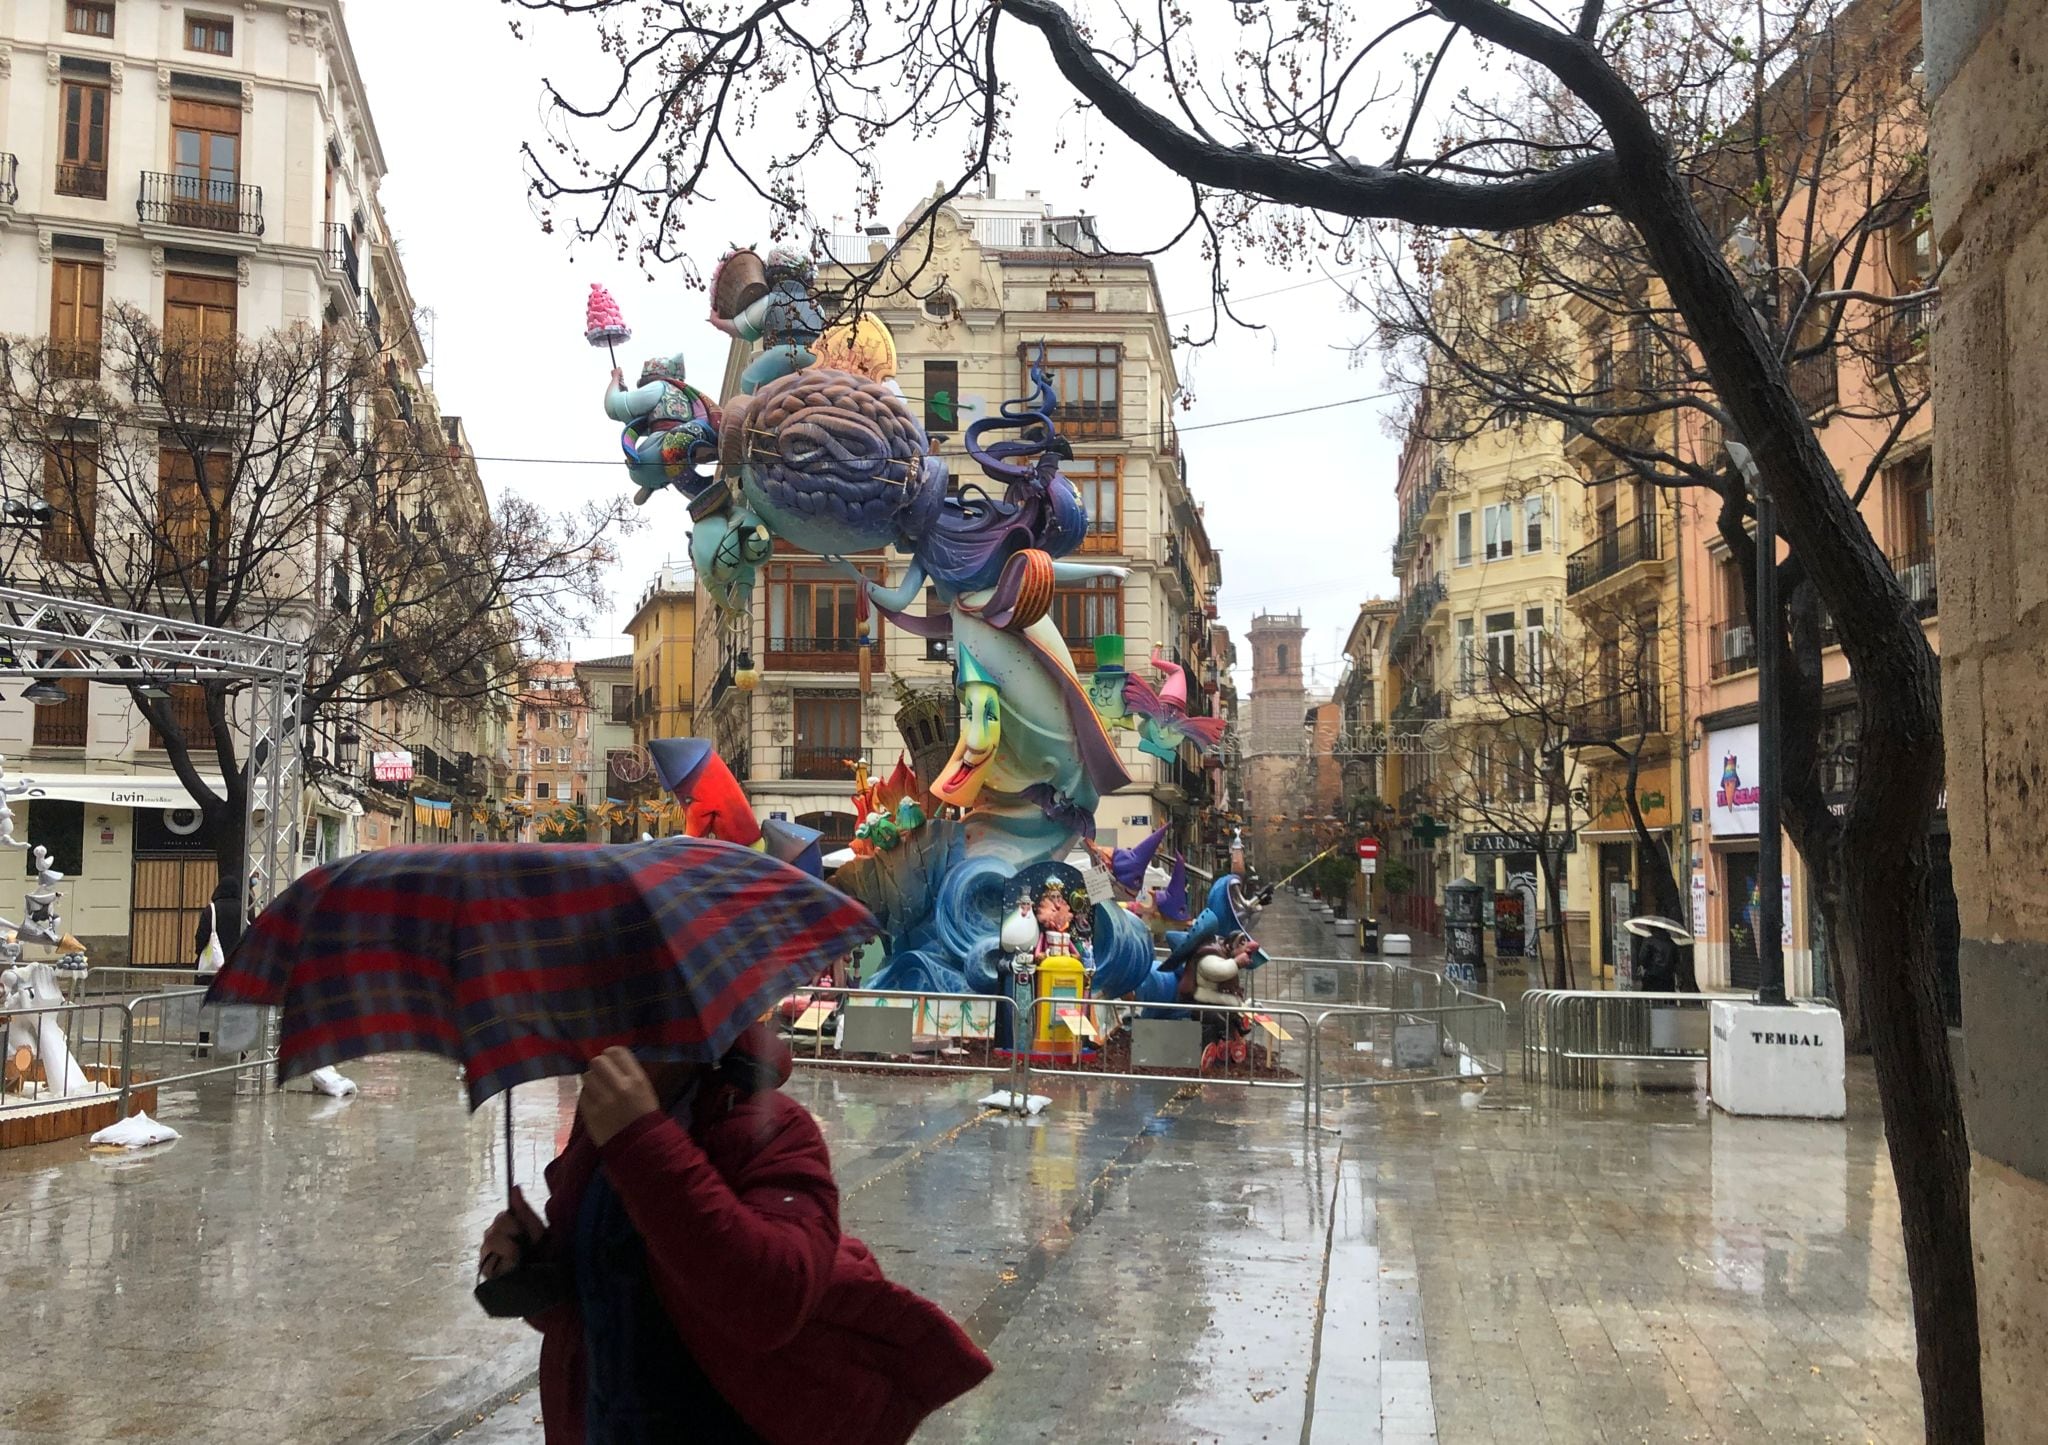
[341,1,1408,690]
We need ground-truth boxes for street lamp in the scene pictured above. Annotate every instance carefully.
[337,727,361,773]
[21,678,71,707]
[1727,440,1787,1006]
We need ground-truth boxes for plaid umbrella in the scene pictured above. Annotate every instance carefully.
[206,837,876,1109]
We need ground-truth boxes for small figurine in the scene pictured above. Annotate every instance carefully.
[710,246,827,395]
[1032,880,1076,964]
[604,352,723,506]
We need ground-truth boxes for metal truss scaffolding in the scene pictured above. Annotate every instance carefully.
[0,586,307,921]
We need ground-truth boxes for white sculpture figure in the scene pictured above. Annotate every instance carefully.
[0,753,33,852]
[20,846,63,947]
[2,960,94,1096]
[998,893,1040,968]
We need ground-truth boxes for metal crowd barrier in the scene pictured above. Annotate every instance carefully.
[1522,989,1736,1086]
[119,988,277,1110]
[780,987,1027,1099]
[1019,996,1317,1127]
[0,988,276,1123]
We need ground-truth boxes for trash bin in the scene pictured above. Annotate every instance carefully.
[1358,917,1380,958]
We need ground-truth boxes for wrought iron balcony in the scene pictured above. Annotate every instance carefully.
[1566,514,1661,595]
[1711,624,1758,678]
[55,161,107,200]
[778,745,870,781]
[137,170,264,237]
[0,154,17,207]
[1878,295,1935,370]
[1568,686,1665,742]
[1893,544,1938,619]
[765,634,867,669]
[1787,349,1838,416]
[325,222,361,298]
[1388,573,1448,665]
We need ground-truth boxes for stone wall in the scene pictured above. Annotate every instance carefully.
[1925,0,2048,1434]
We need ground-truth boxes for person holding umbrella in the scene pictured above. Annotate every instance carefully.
[206,837,992,1445]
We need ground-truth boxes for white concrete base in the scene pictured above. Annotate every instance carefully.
[1708,1000,1846,1119]
[1383,934,1413,957]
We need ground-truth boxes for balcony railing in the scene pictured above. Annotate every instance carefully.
[780,745,870,781]
[325,222,361,297]
[1566,514,1661,595]
[967,213,1106,253]
[49,339,101,381]
[160,346,238,409]
[1568,687,1665,742]
[138,171,265,237]
[0,154,17,206]
[55,161,107,199]
[764,635,867,669]
[1394,465,1445,558]
[1711,625,1758,678]
[1878,295,1935,370]
[1389,573,1448,664]
[1787,349,1838,416]
[1894,544,1938,619]
[1393,688,1447,722]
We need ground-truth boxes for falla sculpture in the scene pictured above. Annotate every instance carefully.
[601,247,1255,1012]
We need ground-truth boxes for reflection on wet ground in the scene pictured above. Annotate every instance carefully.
[0,894,1920,1444]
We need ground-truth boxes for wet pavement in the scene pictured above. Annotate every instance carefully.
[0,893,1921,1444]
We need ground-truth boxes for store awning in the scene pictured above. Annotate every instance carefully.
[12,771,227,810]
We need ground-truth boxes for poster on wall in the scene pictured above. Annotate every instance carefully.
[1691,871,1708,937]
[1783,875,1795,946]
[1705,723,1762,837]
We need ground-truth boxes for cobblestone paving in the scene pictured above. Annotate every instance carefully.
[0,894,1920,1444]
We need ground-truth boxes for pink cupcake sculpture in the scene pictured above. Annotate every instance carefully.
[585,283,632,361]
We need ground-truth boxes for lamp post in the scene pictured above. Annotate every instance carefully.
[1727,441,1787,1006]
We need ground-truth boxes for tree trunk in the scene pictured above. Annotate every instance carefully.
[1539,849,1572,989]
[1617,160,1980,1442]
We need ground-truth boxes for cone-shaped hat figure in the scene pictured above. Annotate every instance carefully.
[646,737,763,848]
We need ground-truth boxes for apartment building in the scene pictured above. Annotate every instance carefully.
[1677,0,1945,1005]
[0,1,510,958]
[1390,366,1591,954]
[701,187,1226,853]
[574,653,634,839]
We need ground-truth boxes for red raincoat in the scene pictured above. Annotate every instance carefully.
[526,1029,991,1444]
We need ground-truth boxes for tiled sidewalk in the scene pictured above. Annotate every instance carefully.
[0,892,1921,1444]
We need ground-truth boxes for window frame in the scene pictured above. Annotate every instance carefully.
[57,80,111,198]
[67,2,116,37]
[1524,493,1545,554]
[921,358,960,436]
[31,679,91,749]
[185,11,234,55]
[610,684,634,724]
[50,256,105,380]
[1484,611,1517,685]
[1020,341,1122,438]
[1456,616,1476,687]
[1066,455,1121,555]
[792,695,863,780]
[42,437,98,564]
[764,560,885,669]
[155,443,226,581]
[1524,606,1547,685]
[1050,577,1123,671]
[1482,502,1516,562]
[1453,510,1474,567]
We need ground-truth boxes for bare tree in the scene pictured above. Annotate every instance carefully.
[0,307,628,900]
[510,1,1974,1433]
[1369,2,1933,1050]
